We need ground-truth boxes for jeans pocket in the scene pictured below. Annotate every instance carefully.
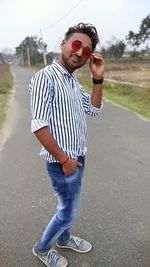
[46,162,66,196]
[64,168,82,199]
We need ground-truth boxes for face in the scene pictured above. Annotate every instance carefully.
[60,32,93,73]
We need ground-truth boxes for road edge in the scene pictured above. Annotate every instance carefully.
[0,66,19,153]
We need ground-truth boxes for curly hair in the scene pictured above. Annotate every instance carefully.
[64,22,99,51]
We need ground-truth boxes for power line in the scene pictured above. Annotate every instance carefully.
[42,0,83,31]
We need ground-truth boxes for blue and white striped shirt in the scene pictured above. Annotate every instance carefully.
[29,59,102,162]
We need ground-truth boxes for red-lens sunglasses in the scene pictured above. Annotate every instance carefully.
[71,40,92,59]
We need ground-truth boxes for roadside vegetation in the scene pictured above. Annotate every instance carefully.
[103,81,150,120]
[77,58,150,120]
[0,64,13,133]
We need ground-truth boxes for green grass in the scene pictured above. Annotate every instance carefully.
[103,82,150,119]
[0,64,13,133]
[77,71,150,120]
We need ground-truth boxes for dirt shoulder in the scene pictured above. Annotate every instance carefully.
[105,60,150,88]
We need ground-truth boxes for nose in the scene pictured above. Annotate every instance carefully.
[76,47,83,57]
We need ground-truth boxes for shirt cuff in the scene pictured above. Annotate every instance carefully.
[31,119,49,133]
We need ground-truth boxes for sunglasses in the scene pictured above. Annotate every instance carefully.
[71,40,92,59]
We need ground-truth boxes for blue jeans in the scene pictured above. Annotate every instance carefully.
[37,156,85,251]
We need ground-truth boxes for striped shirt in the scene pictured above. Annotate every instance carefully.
[29,59,102,162]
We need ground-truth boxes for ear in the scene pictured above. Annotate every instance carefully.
[60,39,66,49]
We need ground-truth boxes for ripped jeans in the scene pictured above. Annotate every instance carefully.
[37,156,85,251]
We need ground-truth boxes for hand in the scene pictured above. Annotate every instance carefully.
[62,159,81,176]
[89,53,105,79]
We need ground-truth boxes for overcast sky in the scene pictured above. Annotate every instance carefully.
[0,0,149,53]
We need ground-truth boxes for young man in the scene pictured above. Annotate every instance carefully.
[29,22,104,267]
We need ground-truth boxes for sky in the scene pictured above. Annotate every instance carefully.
[0,0,149,53]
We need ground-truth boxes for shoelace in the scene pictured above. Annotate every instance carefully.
[46,249,59,264]
[72,237,83,247]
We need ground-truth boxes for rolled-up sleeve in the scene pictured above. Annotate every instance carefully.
[29,70,53,133]
[80,86,103,116]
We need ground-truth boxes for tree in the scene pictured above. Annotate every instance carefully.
[126,14,150,47]
[0,52,5,63]
[101,40,126,58]
[0,48,14,64]
[16,36,47,65]
[47,52,55,64]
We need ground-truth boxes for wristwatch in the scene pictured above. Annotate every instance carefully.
[92,77,104,84]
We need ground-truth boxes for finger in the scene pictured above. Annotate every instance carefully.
[89,55,94,63]
[92,52,103,57]
[77,161,82,167]
[92,53,104,61]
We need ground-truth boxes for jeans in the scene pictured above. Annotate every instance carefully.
[37,156,85,251]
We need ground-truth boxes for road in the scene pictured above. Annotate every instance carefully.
[0,65,150,267]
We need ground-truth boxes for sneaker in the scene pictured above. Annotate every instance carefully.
[56,235,92,253]
[32,243,68,267]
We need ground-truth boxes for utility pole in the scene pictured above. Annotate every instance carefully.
[20,47,24,65]
[27,45,31,67]
[40,29,47,66]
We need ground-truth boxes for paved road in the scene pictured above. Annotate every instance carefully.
[0,65,150,267]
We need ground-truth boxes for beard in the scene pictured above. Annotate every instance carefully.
[61,52,86,73]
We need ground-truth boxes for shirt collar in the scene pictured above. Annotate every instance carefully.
[52,59,76,80]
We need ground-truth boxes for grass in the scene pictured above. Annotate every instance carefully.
[77,61,150,120]
[0,64,13,133]
[103,82,150,119]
